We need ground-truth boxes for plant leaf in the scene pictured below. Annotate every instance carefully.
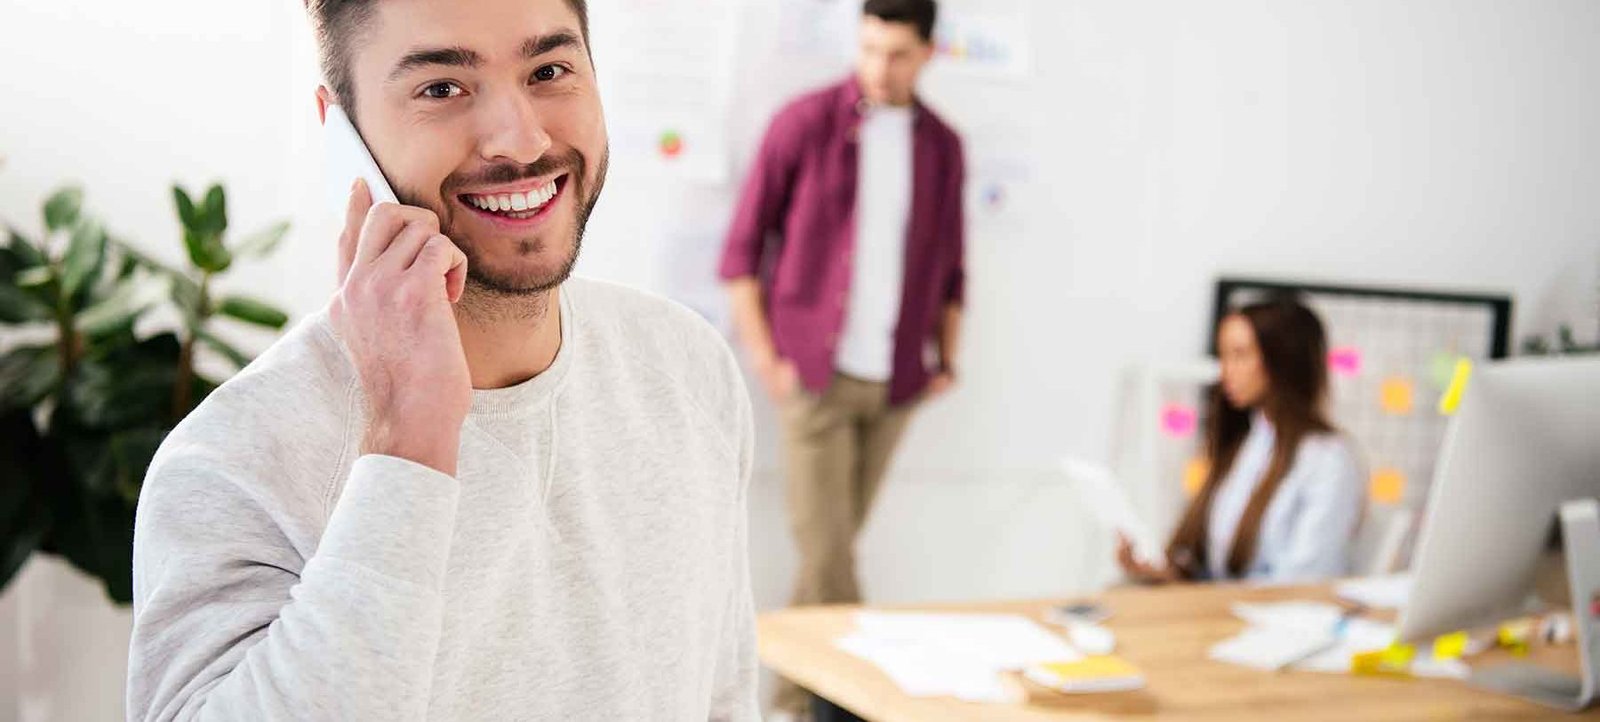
[16,266,53,289]
[7,226,47,269]
[60,219,108,300]
[109,427,166,504]
[202,185,227,235]
[182,229,232,273]
[0,345,60,409]
[172,186,198,232]
[0,407,51,597]
[217,295,288,329]
[43,186,84,232]
[196,328,253,369]
[0,284,53,324]
[76,273,168,338]
[232,220,290,258]
[59,347,176,430]
[0,235,54,321]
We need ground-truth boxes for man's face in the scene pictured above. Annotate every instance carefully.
[335,0,607,297]
[856,15,932,107]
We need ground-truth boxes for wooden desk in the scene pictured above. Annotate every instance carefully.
[757,583,1593,721]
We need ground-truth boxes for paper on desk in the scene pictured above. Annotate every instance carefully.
[1061,458,1165,566]
[835,632,1015,702]
[836,612,1082,702]
[1335,574,1412,610]
[1212,600,1468,679]
[854,612,1083,668]
[1232,601,1349,630]
[1208,626,1333,671]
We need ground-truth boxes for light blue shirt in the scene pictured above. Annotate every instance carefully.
[1206,412,1366,582]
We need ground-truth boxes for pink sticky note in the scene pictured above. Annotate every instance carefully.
[1160,403,1198,438]
[1329,347,1363,377]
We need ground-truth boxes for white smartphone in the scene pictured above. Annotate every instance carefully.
[322,104,398,211]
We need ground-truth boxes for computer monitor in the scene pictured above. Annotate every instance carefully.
[1395,356,1600,709]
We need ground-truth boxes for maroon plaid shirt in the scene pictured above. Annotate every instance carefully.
[719,77,966,405]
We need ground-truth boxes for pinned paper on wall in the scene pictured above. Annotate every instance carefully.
[589,0,737,183]
[1379,377,1415,416]
[1183,457,1210,497]
[1329,347,1363,377]
[930,8,1032,77]
[1159,403,1199,438]
[1370,469,1407,505]
[1438,359,1473,416]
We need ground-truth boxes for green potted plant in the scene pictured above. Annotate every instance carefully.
[0,183,290,604]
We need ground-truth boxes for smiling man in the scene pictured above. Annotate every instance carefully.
[126,0,758,719]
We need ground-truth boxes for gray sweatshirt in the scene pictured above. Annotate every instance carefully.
[128,277,760,721]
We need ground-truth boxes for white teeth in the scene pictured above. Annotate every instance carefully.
[468,180,559,214]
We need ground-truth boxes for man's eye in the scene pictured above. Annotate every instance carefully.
[421,82,463,99]
[531,65,568,83]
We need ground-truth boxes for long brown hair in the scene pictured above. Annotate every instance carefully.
[1166,297,1335,579]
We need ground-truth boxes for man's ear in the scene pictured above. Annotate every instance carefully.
[315,85,333,125]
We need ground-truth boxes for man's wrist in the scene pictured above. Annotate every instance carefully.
[363,408,464,477]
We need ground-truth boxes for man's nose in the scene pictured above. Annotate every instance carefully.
[477,91,553,166]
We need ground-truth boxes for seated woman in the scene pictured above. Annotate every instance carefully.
[1119,297,1365,583]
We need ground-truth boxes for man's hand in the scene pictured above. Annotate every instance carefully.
[329,179,472,476]
[754,353,800,402]
[926,371,956,400]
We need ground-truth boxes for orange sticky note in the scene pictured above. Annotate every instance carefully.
[1183,458,1210,497]
[1380,377,1414,416]
[1370,469,1406,505]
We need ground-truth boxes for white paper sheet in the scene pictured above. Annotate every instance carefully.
[836,612,1081,702]
[1061,458,1166,567]
[1335,574,1413,610]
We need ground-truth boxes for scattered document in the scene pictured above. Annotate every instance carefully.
[1335,574,1413,610]
[1209,600,1468,679]
[836,612,1082,702]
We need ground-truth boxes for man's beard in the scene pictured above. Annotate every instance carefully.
[396,146,609,310]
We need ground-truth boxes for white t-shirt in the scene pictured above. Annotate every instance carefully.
[835,105,913,381]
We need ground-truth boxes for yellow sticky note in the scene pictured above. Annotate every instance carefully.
[1352,643,1415,676]
[1380,377,1415,415]
[1369,469,1407,505]
[1499,621,1531,656]
[1433,632,1469,660]
[1438,359,1473,416]
[1183,458,1210,497]
[1037,656,1143,680]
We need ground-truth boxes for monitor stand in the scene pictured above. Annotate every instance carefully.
[1470,498,1600,711]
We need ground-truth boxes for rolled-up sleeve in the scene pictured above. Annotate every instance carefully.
[719,105,808,281]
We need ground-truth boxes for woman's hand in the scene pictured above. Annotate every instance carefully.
[1116,533,1180,584]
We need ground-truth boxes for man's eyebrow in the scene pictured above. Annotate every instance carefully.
[388,46,484,81]
[521,30,583,60]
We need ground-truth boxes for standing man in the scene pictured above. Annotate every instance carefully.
[128,0,758,719]
[718,0,964,715]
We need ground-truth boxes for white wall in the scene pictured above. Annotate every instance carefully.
[2,0,1597,719]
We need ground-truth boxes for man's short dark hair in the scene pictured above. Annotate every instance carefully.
[305,0,590,117]
[863,0,937,43]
